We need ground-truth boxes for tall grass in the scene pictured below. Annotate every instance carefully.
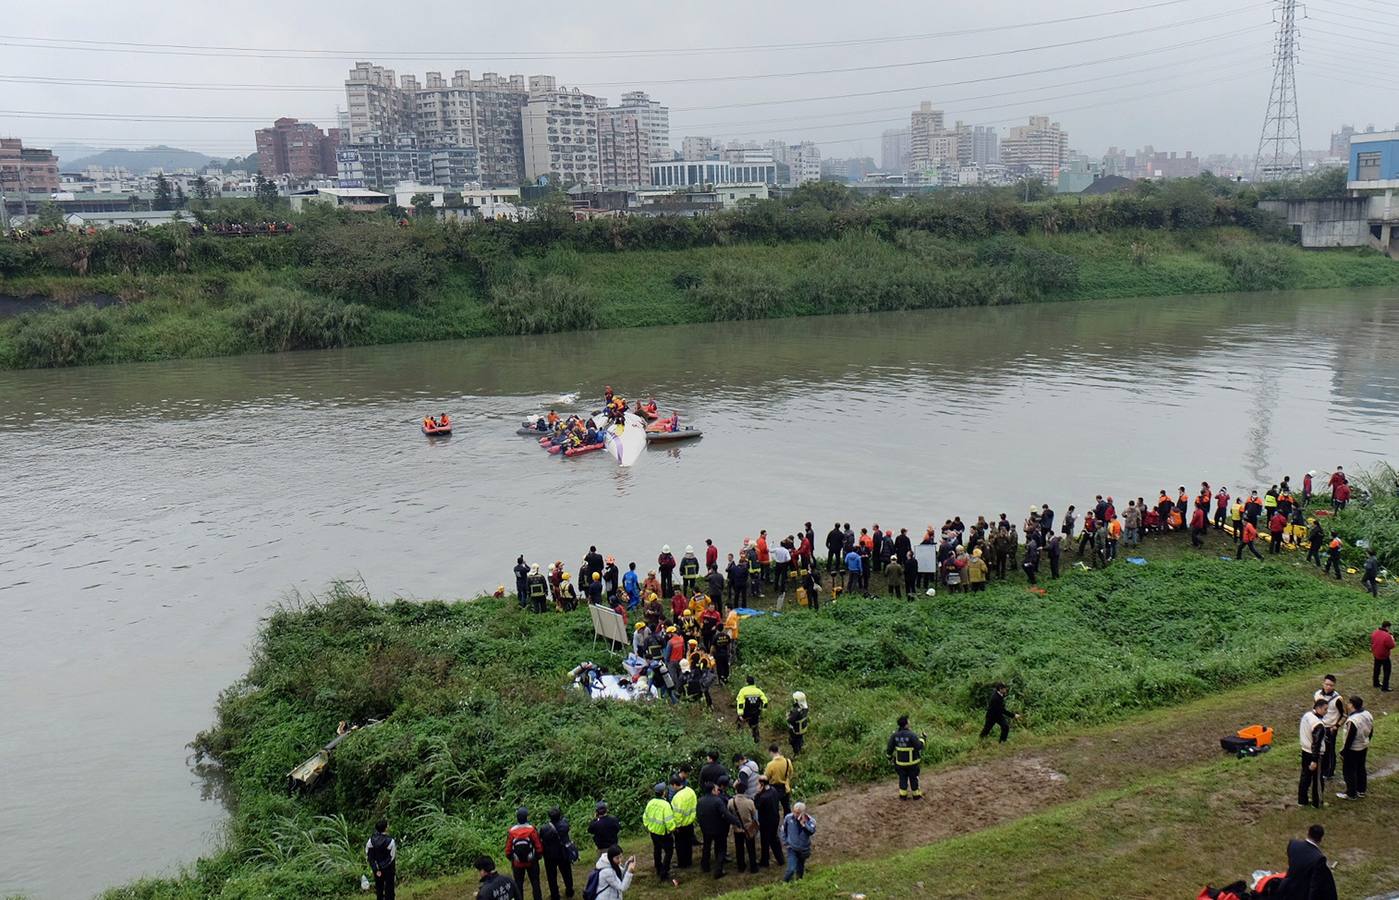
[103,555,1378,899]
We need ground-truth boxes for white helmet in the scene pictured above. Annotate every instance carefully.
[662,544,671,553]
[685,545,694,554]
[792,691,807,707]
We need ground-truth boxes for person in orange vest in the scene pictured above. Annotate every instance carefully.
[1105,518,1122,561]
[1324,533,1344,579]
[756,531,771,587]
[1236,520,1263,560]
[1175,487,1190,530]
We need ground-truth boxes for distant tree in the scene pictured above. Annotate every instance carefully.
[127,193,144,212]
[152,175,174,211]
[253,174,279,209]
[410,192,437,219]
[174,183,187,209]
[785,180,854,211]
[192,176,211,201]
[34,200,65,229]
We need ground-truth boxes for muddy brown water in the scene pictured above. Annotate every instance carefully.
[2,287,1398,898]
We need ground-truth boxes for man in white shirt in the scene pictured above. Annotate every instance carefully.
[1337,695,1375,800]
[1298,697,1329,808]
[770,542,792,601]
[1314,675,1345,780]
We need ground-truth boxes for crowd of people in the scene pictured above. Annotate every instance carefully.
[1297,625,1392,811]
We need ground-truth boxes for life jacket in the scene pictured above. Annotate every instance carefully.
[790,707,809,735]
[890,728,922,766]
[1330,538,1342,551]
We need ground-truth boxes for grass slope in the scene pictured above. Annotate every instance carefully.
[100,526,1393,900]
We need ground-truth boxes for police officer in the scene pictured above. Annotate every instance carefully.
[886,715,925,800]
[787,692,810,757]
[735,675,769,742]
[474,856,517,900]
[643,782,676,882]
[670,774,698,870]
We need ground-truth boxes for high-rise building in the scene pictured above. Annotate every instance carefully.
[335,133,479,191]
[1000,116,1068,177]
[345,63,413,142]
[520,76,603,185]
[344,63,531,186]
[254,117,339,179]
[881,128,911,172]
[0,138,60,192]
[616,91,671,161]
[598,108,648,188]
[1330,125,1356,157]
[910,102,945,168]
[682,136,718,160]
[789,141,822,184]
[971,126,1000,166]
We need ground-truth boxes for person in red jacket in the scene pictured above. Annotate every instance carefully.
[1372,622,1394,692]
[1213,486,1231,531]
[1189,506,1207,548]
[1268,511,1288,555]
[1333,480,1351,513]
[506,807,546,900]
[705,539,719,571]
[1236,520,1263,560]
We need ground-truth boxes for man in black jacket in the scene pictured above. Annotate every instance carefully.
[584,546,604,583]
[587,801,620,851]
[699,751,730,791]
[753,775,785,869]
[366,819,397,900]
[696,781,743,878]
[513,557,530,609]
[726,555,748,608]
[706,566,726,615]
[825,523,843,573]
[1283,825,1337,900]
[979,683,1018,743]
[538,807,574,900]
[475,856,520,900]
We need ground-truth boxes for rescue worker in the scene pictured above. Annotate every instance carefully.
[726,554,748,608]
[1315,674,1345,781]
[787,692,810,756]
[735,675,768,742]
[887,715,925,800]
[1324,533,1344,579]
[679,546,701,595]
[669,774,697,870]
[558,573,578,612]
[1236,520,1263,560]
[1362,550,1380,598]
[1214,486,1230,531]
[745,541,764,600]
[526,565,549,614]
[711,621,733,684]
[623,563,640,608]
[658,546,677,597]
[1298,696,1328,808]
[1338,695,1374,801]
[642,782,676,882]
[1268,510,1287,554]
[1306,519,1325,567]
[586,572,604,606]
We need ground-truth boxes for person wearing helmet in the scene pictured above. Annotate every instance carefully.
[526,564,549,615]
[632,620,652,657]
[679,545,701,595]
[558,572,578,612]
[658,545,677,597]
[788,693,810,757]
[586,571,604,607]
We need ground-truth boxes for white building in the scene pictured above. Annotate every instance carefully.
[789,141,821,184]
[287,186,390,212]
[681,136,718,160]
[520,76,604,186]
[393,181,446,209]
[616,91,671,161]
[651,159,730,187]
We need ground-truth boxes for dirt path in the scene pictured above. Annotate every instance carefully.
[802,655,1393,862]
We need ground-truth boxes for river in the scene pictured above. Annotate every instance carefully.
[2,287,1397,898]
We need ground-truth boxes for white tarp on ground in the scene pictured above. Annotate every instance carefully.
[569,672,657,702]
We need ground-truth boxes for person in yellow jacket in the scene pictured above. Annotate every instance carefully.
[735,675,769,742]
[669,774,697,870]
[643,782,677,883]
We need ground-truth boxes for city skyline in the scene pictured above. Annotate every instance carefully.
[4,0,1397,165]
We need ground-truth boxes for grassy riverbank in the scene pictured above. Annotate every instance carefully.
[101,525,1393,900]
[4,180,1397,369]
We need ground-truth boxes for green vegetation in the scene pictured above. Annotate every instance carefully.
[4,178,1396,370]
[1318,465,1399,570]
[101,535,1385,900]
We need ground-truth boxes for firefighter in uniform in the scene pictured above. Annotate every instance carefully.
[735,675,768,742]
[787,692,810,757]
[887,715,925,800]
[526,565,549,614]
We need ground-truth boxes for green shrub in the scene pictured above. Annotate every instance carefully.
[1209,242,1300,291]
[9,306,114,367]
[489,274,598,334]
[302,224,443,307]
[237,292,368,353]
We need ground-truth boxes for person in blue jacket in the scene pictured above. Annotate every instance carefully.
[623,563,641,608]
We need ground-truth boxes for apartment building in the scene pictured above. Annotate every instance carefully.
[598,108,648,188]
[1000,116,1068,177]
[881,128,911,172]
[0,138,60,193]
[616,91,671,161]
[344,63,414,141]
[681,136,719,160]
[788,141,822,184]
[909,102,944,168]
[254,118,339,179]
[335,133,479,191]
[520,76,603,185]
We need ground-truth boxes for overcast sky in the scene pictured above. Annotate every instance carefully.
[2,0,1395,161]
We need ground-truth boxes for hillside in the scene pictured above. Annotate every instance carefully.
[63,145,213,173]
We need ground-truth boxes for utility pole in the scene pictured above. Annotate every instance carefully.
[1253,0,1303,182]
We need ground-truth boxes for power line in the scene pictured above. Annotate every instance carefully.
[1310,0,1399,21]
[578,8,1267,88]
[0,74,342,93]
[0,0,1227,61]
[669,25,1265,111]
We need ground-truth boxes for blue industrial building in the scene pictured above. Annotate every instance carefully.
[1348,130,1399,190]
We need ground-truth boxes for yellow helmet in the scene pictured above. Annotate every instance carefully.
[666,626,677,634]
[634,622,645,631]
[563,572,571,581]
